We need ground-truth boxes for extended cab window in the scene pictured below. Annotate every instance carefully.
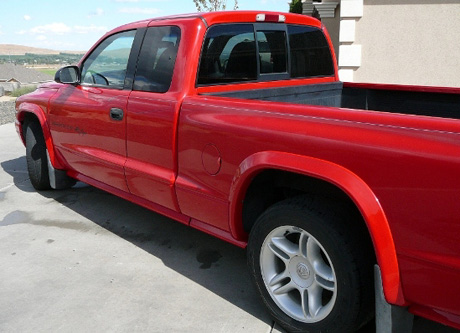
[198,24,257,85]
[81,30,136,89]
[288,25,334,78]
[133,26,181,93]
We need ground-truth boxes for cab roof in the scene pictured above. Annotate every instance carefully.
[112,10,322,33]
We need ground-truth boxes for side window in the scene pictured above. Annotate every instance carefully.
[288,25,334,78]
[198,24,257,85]
[133,26,181,93]
[257,30,287,74]
[81,30,136,89]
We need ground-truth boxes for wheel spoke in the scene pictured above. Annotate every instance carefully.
[269,271,289,287]
[314,261,335,291]
[269,236,298,261]
[299,232,309,258]
[306,236,321,263]
[304,284,322,319]
[306,236,335,291]
[273,279,296,295]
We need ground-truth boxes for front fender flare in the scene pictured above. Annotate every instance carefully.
[229,151,405,306]
[16,103,65,170]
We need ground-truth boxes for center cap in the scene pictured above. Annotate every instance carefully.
[289,257,314,288]
[296,263,310,280]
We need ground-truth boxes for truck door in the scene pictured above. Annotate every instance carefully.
[49,30,138,192]
[125,26,182,211]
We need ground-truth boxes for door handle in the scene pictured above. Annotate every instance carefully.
[110,108,124,121]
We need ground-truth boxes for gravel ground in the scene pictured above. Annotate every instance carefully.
[0,101,16,125]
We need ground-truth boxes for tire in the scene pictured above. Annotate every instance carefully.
[247,196,374,332]
[25,121,52,190]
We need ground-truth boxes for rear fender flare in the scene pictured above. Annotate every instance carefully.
[229,151,405,306]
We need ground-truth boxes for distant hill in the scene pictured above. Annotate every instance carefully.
[0,44,84,56]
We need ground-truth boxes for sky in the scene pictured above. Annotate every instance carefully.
[0,0,290,51]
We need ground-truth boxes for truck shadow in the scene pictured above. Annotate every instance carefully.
[1,156,273,327]
[2,156,458,333]
[0,156,33,192]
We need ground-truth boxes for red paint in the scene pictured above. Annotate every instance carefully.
[344,81,460,95]
[15,11,460,330]
[49,84,131,192]
[125,91,181,211]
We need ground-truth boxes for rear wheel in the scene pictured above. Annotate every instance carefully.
[247,196,374,332]
[25,121,51,190]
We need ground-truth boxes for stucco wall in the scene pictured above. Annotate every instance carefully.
[321,6,341,61]
[353,0,460,87]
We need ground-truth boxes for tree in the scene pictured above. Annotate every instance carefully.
[193,0,238,12]
[289,0,303,14]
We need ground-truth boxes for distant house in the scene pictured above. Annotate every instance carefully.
[0,63,53,95]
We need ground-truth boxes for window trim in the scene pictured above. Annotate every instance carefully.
[196,23,335,87]
[287,24,335,79]
[131,25,182,94]
[79,29,141,91]
[124,28,147,91]
[196,23,257,86]
[254,23,290,82]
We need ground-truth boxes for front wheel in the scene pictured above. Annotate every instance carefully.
[25,120,75,191]
[25,121,52,190]
[247,196,374,332]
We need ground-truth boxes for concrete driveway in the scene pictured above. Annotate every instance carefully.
[0,122,457,333]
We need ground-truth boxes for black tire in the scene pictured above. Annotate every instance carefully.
[25,121,52,190]
[247,196,374,333]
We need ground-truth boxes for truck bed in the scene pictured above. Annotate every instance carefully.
[206,82,460,119]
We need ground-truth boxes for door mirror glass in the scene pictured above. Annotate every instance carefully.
[55,66,80,84]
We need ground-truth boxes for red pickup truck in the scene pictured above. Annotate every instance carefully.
[15,11,460,332]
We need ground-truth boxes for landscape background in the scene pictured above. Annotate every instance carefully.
[0,44,84,76]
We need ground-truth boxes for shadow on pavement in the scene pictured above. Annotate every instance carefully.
[0,156,31,191]
[1,155,273,327]
[2,156,459,332]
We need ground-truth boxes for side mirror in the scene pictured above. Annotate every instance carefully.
[55,66,80,85]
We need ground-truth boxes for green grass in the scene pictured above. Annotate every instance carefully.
[11,86,37,97]
[36,68,58,76]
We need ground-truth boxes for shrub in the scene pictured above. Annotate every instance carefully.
[289,0,303,14]
[11,86,37,97]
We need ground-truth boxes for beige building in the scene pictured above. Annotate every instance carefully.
[303,0,460,87]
